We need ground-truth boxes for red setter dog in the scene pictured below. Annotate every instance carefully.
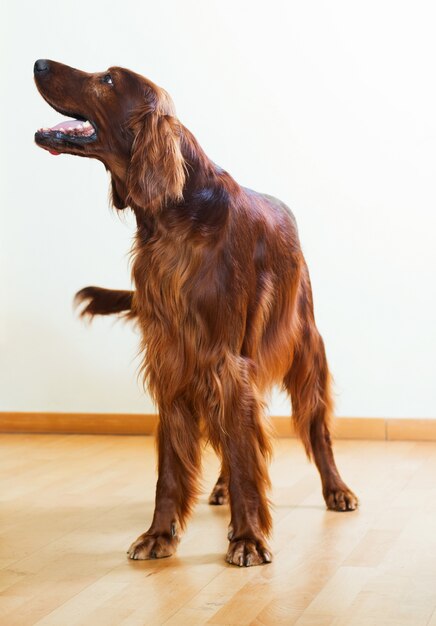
[34,59,357,567]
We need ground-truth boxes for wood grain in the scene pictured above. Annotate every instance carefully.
[1,412,435,440]
[1,435,436,625]
[0,412,157,435]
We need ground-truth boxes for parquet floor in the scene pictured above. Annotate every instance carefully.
[1,434,436,625]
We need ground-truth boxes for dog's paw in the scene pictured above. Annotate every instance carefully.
[324,485,358,512]
[208,481,229,505]
[73,286,101,319]
[226,538,272,567]
[127,532,179,560]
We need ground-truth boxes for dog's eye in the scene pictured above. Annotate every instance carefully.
[102,73,113,86]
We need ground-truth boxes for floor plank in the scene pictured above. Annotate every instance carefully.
[0,435,435,625]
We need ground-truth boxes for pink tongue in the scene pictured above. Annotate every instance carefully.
[50,119,83,130]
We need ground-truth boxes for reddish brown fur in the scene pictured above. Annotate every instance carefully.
[34,60,358,567]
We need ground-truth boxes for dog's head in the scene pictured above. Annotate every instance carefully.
[34,59,186,210]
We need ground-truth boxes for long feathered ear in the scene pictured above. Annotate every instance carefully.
[127,94,186,212]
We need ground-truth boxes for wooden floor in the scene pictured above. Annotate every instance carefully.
[1,435,436,625]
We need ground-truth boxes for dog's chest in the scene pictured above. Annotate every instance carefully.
[132,231,203,326]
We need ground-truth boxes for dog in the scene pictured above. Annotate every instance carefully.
[34,59,358,567]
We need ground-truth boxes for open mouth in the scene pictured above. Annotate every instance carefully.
[35,115,97,155]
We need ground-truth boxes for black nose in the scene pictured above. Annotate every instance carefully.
[34,59,49,74]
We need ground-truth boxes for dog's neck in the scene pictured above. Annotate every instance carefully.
[180,127,218,191]
[109,124,238,227]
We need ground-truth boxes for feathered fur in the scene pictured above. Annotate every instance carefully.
[34,59,358,567]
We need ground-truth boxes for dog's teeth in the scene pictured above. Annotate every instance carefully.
[59,127,65,132]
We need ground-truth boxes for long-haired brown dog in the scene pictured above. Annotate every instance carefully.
[34,59,357,567]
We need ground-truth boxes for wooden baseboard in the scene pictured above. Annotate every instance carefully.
[271,416,388,440]
[0,412,157,436]
[1,412,436,441]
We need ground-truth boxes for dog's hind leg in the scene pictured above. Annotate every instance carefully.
[208,468,229,505]
[283,271,358,512]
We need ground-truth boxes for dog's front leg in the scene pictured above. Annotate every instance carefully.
[224,430,273,567]
[127,403,201,560]
[209,360,273,567]
[74,286,136,319]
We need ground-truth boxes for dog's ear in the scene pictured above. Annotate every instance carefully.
[127,95,186,212]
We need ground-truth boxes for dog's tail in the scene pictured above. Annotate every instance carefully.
[74,286,137,321]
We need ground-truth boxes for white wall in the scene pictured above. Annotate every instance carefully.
[1,0,435,418]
